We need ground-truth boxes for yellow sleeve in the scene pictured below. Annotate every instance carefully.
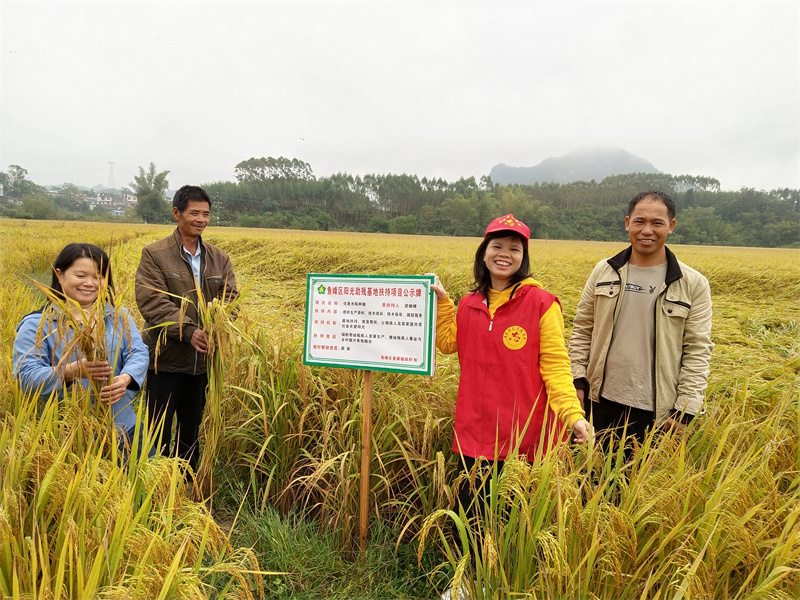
[435,295,458,355]
[540,302,585,428]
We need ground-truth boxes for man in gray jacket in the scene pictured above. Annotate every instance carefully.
[135,185,238,472]
[569,190,713,444]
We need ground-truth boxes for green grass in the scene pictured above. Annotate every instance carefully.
[226,503,449,599]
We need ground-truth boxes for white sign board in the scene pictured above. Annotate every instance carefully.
[303,274,437,375]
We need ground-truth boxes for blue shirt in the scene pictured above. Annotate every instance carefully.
[182,244,201,283]
[13,304,150,434]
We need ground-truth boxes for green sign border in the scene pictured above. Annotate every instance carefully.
[303,274,437,376]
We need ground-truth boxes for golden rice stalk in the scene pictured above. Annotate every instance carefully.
[195,293,240,503]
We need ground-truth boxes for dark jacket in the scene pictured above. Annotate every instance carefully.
[135,228,238,374]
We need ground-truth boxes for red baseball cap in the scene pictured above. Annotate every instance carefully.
[484,214,530,242]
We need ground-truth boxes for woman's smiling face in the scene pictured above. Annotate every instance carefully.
[483,235,524,290]
[56,256,104,308]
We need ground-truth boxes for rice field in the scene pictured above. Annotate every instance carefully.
[1,218,798,599]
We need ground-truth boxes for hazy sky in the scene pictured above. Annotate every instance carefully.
[2,1,798,192]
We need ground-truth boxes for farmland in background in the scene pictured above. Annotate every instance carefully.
[1,219,798,599]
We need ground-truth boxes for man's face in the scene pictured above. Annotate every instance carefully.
[173,200,210,240]
[625,198,675,263]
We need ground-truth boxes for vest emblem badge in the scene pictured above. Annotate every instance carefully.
[503,325,527,350]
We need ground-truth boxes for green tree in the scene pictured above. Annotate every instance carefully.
[22,192,56,220]
[475,191,500,229]
[54,183,89,213]
[234,157,315,183]
[761,221,800,248]
[673,206,739,245]
[290,214,319,230]
[516,200,551,239]
[132,163,170,223]
[438,195,481,237]
[2,164,44,197]
[368,215,390,233]
[389,215,419,235]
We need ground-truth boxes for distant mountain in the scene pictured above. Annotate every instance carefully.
[43,184,97,193]
[489,147,661,186]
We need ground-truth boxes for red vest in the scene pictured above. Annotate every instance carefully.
[453,285,567,461]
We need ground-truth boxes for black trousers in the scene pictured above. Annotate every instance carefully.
[454,455,505,563]
[588,395,655,460]
[146,370,208,472]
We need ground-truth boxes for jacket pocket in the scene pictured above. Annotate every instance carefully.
[205,274,224,297]
[662,299,690,319]
[594,280,620,299]
[164,270,191,281]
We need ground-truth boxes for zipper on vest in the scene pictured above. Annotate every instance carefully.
[489,320,493,331]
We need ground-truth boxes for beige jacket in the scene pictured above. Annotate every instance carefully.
[568,246,713,426]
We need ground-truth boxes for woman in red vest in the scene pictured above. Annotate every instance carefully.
[433,214,590,462]
[432,215,590,595]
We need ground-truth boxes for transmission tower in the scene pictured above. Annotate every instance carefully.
[107,161,116,189]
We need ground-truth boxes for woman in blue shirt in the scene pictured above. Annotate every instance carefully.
[13,243,151,459]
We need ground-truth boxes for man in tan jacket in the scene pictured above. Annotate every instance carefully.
[135,185,238,472]
[569,190,713,445]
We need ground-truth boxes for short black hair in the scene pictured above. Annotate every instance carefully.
[628,190,676,220]
[173,185,211,213]
[471,231,531,299]
[50,243,114,299]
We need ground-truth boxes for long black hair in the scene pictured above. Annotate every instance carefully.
[50,243,114,301]
[471,231,531,299]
